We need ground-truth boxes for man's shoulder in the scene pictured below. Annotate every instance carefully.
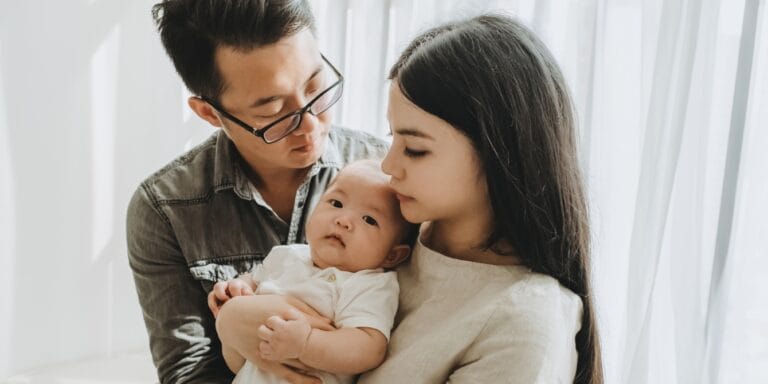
[328,126,389,165]
[137,132,222,202]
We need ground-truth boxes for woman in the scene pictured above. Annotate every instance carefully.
[359,14,603,383]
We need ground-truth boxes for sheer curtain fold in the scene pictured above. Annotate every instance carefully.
[622,0,704,382]
[704,1,763,383]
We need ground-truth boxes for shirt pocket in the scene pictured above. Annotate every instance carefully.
[188,254,264,292]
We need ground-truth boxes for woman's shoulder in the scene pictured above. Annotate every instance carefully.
[488,271,583,334]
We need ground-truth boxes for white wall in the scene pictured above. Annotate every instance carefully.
[0,1,214,377]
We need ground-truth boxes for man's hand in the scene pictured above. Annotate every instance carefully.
[258,309,312,361]
[207,277,256,317]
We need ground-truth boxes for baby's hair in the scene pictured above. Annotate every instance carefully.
[327,159,381,188]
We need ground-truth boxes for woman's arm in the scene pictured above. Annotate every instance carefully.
[447,292,581,383]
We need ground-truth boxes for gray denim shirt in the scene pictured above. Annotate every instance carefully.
[127,127,388,384]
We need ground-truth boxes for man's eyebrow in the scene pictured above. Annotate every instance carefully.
[393,127,434,140]
[248,63,324,109]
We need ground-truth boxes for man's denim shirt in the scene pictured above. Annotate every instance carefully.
[127,126,388,384]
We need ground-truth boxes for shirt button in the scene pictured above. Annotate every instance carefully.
[327,274,336,282]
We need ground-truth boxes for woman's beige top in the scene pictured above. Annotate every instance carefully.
[358,237,583,383]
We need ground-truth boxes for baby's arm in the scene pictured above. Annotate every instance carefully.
[258,310,387,375]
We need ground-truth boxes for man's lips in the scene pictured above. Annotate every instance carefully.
[292,143,314,152]
[291,136,319,152]
[395,192,414,202]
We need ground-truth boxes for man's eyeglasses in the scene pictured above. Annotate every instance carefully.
[202,54,344,144]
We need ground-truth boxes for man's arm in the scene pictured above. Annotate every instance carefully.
[127,185,232,384]
[258,312,388,375]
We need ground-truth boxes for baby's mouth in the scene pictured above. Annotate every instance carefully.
[325,234,345,246]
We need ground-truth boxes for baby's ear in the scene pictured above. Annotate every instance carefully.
[382,244,411,268]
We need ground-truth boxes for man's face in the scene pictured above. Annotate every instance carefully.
[213,29,333,171]
[305,164,407,273]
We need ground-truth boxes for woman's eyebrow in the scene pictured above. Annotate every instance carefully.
[393,127,434,140]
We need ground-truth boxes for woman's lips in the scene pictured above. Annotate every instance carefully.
[395,193,414,202]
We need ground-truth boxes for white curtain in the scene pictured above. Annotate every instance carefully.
[1,0,765,382]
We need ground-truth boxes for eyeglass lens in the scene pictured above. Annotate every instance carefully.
[262,80,343,143]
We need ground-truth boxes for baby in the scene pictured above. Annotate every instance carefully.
[210,159,418,384]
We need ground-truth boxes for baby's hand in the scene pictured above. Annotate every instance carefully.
[207,278,256,317]
[258,309,312,362]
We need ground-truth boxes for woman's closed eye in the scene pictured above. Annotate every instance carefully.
[362,215,379,226]
[404,147,428,158]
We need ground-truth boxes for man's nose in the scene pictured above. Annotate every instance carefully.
[291,107,321,137]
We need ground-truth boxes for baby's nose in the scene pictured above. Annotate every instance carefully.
[334,215,353,231]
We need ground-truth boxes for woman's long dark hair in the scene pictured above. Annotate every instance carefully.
[390,14,603,384]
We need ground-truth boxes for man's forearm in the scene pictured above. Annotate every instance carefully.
[298,327,387,375]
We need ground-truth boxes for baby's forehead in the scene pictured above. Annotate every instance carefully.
[329,175,399,211]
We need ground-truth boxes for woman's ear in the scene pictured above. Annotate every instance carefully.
[382,244,411,268]
[188,96,224,128]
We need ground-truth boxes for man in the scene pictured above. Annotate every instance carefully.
[127,1,387,383]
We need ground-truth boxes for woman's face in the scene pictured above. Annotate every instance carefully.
[382,82,489,224]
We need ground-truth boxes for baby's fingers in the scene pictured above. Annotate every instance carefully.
[257,324,274,341]
[212,281,231,301]
[259,341,275,360]
[230,281,254,296]
[207,291,222,317]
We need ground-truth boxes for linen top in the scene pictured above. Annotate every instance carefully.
[359,236,583,383]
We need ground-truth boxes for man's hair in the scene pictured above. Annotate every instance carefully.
[152,0,315,99]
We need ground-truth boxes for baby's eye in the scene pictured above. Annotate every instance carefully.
[329,199,343,208]
[363,215,378,226]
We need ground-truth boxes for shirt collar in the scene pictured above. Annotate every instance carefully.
[212,128,343,199]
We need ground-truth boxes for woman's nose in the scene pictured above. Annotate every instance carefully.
[381,147,403,180]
